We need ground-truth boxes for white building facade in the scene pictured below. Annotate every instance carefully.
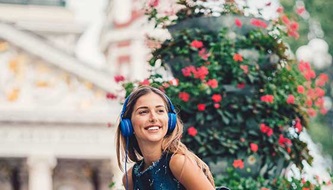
[0,0,153,189]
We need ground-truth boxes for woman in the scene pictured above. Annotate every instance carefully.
[116,86,216,190]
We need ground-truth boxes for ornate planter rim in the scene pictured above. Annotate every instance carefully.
[167,15,269,37]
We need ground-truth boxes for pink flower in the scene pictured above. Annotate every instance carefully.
[212,94,222,103]
[235,18,242,28]
[307,108,317,117]
[148,0,159,7]
[179,92,190,102]
[297,85,304,94]
[214,103,220,109]
[188,126,198,137]
[250,18,267,28]
[233,159,244,169]
[199,48,210,60]
[197,104,206,111]
[276,7,284,13]
[250,143,258,152]
[240,65,248,74]
[286,95,295,104]
[190,40,204,49]
[260,95,274,103]
[207,79,218,88]
[316,73,329,86]
[296,6,305,15]
[233,53,243,62]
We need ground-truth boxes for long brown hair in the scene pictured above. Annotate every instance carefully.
[116,86,215,186]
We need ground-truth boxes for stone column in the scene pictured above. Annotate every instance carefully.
[27,155,57,190]
[113,0,132,24]
[110,158,124,190]
[130,39,150,81]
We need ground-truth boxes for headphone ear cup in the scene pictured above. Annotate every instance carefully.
[120,119,133,137]
[168,113,177,134]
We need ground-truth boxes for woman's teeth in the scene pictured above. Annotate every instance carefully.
[147,126,159,131]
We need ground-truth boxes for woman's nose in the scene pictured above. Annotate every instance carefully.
[149,112,157,122]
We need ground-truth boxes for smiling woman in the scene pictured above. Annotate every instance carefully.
[115,86,220,190]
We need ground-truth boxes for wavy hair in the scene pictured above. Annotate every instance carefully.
[116,86,214,186]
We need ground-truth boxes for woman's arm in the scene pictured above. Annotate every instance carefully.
[122,167,133,190]
[170,154,215,190]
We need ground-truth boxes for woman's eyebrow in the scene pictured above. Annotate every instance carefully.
[135,105,165,111]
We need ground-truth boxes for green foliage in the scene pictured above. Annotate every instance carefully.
[215,168,331,190]
[119,0,329,182]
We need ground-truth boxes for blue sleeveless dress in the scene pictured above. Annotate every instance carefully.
[132,152,186,190]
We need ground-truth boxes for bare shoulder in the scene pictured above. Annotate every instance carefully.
[170,154,186,171]
[170,154,215,190]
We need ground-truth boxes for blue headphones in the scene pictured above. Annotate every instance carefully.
[120,94,177,137]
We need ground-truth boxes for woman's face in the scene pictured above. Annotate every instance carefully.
[131,92,169,143]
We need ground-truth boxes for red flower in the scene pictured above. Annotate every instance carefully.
[181,65,195,77]
[214,103,220,109]
[260,95,274,103]
[212,94,222,103]
[179,92,190,102]
[187,126,198,137]
[190,40,204,49]
[193,66,209,80]
[235,18,242,28]
[250,18,267,28]
[237,83,245,89]
[295,118,303,133]
[286,94,295,104]
[207,79,218,88]
[140,79,150,86]
[278,134,292,148]
[297,85,304,94]
[197,104,206,111]
[260,123,273,137]
[250,143,258,152]
[261,188,270,190]
[233,159,244,169]
[114,75,125,83]
[106,92,117,99]
[233,53,243,62]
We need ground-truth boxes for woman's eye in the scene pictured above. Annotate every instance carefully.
[158,109,165,113]
[139,110,148,114]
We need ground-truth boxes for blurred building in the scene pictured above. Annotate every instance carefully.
[0,0,153,189]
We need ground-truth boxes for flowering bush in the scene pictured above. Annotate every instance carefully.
[113,0,329,179]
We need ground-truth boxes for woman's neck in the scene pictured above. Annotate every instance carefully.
[138,141,163,169]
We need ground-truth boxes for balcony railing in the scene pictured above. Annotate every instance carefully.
[0,0,66,7]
